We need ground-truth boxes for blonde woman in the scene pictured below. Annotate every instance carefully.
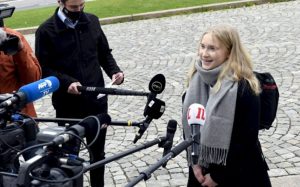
[182,25,271,187]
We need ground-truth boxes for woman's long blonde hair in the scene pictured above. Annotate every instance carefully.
[187,25,260,95]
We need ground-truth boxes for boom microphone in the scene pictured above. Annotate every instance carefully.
[52,113,111,145]
[187,103,205,165]
[77,86,149,96]
[77,74,166,97]
[162,119,177,167]
[0,76,60,108]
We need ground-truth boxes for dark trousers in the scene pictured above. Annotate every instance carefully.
[55,102,108,187]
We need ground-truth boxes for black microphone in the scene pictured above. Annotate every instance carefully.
[77,86,149,96]
[148,74,166,94]
[146,74,166,102]
[187,103,206,165]
[143,74,166,116]
[132,74,166,143]
[162,119,177,168]
[133,98,165,143]
[52,113,111,145]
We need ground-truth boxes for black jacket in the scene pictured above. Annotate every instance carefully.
[205,80,271,187]
[35,8,122,115]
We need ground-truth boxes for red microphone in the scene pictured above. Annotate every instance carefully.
[187,103,206,165]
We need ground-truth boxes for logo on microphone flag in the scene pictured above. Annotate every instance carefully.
[187,103,205,126]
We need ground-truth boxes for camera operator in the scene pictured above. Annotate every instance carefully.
[0,26,41,160]
[0,27,41,117]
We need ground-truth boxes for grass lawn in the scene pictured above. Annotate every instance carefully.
[5,0,237,29]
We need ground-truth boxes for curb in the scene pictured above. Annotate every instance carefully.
[16,0,278,35]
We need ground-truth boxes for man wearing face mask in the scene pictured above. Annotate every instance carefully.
[35,0,124,186]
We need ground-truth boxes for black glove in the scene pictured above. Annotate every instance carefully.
[0,34,20,55]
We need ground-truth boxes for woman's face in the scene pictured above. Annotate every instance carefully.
[199,33,229,70]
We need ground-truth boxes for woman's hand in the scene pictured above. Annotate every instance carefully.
[202,173,218,187]
[192,165,205,184]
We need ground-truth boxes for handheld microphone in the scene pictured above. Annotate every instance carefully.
[0,76,60,108]
[52,113,111,145]
[187,103,205,165]
[133,98,165,143]
[162,119,177,168]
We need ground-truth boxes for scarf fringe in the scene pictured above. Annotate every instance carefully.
[199,144,228,167]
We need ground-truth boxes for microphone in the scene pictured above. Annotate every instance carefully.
[162,119,177,168]
[0,76,60,109]
[133,98,165,143]
[52,113,111,145]
[187,103,206,165]
[146,74,166,102]
[132,74,166,143]
[143,74,166,116]
[77,74,165,98]
[148,74,166,94]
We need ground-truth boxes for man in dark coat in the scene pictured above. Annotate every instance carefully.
[35,0,124,186]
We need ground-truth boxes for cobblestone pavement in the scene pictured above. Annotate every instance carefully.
[23,1,300,186]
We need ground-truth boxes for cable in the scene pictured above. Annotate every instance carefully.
[80,115,101,148]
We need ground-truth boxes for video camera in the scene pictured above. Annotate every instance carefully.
[0,4,19,55]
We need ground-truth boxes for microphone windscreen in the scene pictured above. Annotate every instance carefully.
[76,113,111,137]
[143,98,165,119]
[187,103,206,126]
[167,119,177,133]
[96,113,112,125]
[19,76,60,103]
[148,74,166,94]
